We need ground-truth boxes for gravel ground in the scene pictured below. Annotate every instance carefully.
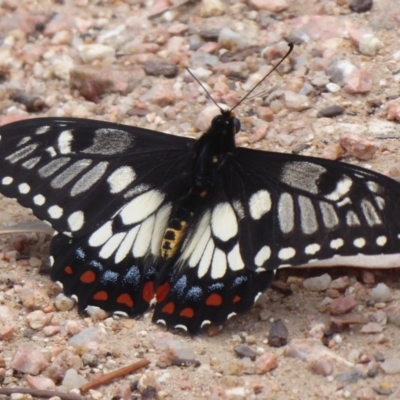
[1,0,400,399]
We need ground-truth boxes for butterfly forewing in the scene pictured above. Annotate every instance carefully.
[0,118,194,236]
[230,148,400,270]
[1,115,400,334]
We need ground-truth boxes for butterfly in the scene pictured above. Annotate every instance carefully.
[1,109,400,334]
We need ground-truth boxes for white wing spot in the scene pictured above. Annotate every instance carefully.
[211,248,227,279]
[255,245,271,267]
[280,162,326,194]
[278,192,294,233]
[18,183,30,194]
[68,211,85,232]
[17,136,31,146]
[249,190,271,220]
[45,146,57,157]
[151,204,172,256]
[6,143,39,163]
[211,203,238,241]
[227,244,245,271]
[39,157,71,178]
[22,156,41,169]
[330,238,344,249]
[70,162,109,196]
[2,176,13,185]
[35,125,51,134]
[48,205,63,219]
[232,199,245,219]
[58,130,73,154]
[346,211,360,226]
[107,166,136,194]
[325,176,353,201]
[366,181,380,193]
[361,199,381,226]
[319,202,339,228]
[305,243,321,255]
[185,213,211,267]
[375,196,385,210]
[89,221,113,247]
[198,238,214,278]
[298,195,318,234]
[115,226,139,263]
[120,190,165,225]
[132,215,155,258]
[336,197,351,207]
[33,194,46,206]
[278,247,296,260]
[353,237,366,248]
[99,233,126,259]
[51,159,92,188]
[376,236,387,246]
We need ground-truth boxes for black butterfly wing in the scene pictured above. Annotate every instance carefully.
[0,118,195,316]
[152,146,400,332]
[233,148,400,269]
[0,117,195,236]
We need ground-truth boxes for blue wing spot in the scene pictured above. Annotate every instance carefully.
[122,265,140,287]
[186,286,202,301]
[208,282,224,291]
[232,276,248,287]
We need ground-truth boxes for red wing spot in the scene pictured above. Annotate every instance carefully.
[156,282,171,303]
[93,291,108,301]
[80,270,96,284]
[162,301,175,315]
[180,307,194,318]
[64,266,73,275]
[142,281,154,303]
[206,293,223,306]
[117,293,134,308]
[233,295,241,303]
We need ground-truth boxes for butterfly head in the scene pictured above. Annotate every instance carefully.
[211,109,241,135]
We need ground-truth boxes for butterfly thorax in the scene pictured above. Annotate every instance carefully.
[161,111,239,260]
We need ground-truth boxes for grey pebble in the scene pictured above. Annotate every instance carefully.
[268,319,289,348]
[317,105,345,118]
[350,0,373,13]
[144,60,178,78]
[335,369,367,384]
[234,344,257,360]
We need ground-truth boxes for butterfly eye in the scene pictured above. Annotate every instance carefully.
[232,117,241,134]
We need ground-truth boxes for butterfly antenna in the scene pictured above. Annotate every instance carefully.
[186,68,224,113]
[230,43,294,113]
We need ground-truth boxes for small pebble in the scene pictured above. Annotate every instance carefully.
[303,273,332,291]
[358,33,383,56]
[268,319,289,348]
[335,369,367,384]
[360,322,384,334]
[370,283,392,303]
[54,293,76,312]
[284,90,310,111]
[26,310,52,330]
[340,133,377,160]
[254,353,278,374]
[380,359,400,375]
[234,344,257,361]
[62,368,88,390]
[350,0,373,13]
[330,296,357,315]
[317,105,345,118]
[308,358,333,376]
[344,69,373,94]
